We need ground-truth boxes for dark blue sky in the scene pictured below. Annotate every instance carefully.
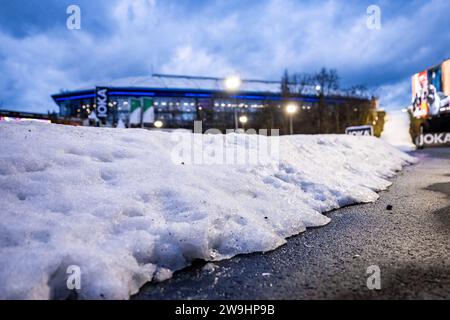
[0,0,449,112]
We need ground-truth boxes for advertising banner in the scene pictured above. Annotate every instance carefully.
[95,87,109,119]
[412,59,450,118]
[442,59,450,96]
[416,132,450,148]
[142,98,155,125]
[345,125,373,136]
[412,71,431,118]
[129,98,142,126]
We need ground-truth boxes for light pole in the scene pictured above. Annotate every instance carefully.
[315,85,323,134]
[224,75,241,130]
[286,103,298,135]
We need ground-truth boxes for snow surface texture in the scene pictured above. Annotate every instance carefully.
[0,122,416,299]
[381,110,416,151]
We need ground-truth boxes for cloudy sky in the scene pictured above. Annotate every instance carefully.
[0,0,449,113]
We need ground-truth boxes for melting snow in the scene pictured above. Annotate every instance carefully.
[0,122,415,299]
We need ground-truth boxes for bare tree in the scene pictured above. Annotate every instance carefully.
[281,69,291,98]
[314,68,340,96]
[345,84,369,98]
[279,68,375,134]
[291,73,314,95]
[311,68,339,133]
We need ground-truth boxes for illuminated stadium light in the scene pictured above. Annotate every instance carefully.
[224,75,241,92]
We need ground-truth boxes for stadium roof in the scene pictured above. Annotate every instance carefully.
[58,73,367,99]
[88,73,284,94]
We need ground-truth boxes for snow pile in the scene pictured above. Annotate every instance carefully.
[381,110,416,151]
[0,122,415,299]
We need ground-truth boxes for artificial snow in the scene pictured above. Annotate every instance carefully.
[0,122,415,299]
[381,110,416,151]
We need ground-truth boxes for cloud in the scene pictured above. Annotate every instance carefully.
[377,79,412,110]
[161,45,235,76]
[0,0,449,112]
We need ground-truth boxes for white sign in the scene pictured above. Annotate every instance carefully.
[416,132,450,147]
[345,125,374,136]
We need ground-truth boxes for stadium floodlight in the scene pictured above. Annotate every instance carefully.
[225,75,242,130]
[224,75,242,92]
[154,120,164,128]
[286,103,298,135]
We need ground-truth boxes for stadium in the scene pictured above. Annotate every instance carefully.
[50,73,378,134]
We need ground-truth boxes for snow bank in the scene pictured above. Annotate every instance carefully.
[0,122,415,299]
[381,110,416,151]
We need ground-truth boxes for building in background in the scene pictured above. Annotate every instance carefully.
[51,74,377,134]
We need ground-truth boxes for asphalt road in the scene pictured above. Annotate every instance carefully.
[134,148,450,300]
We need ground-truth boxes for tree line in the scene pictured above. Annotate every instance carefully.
[200,68,384,136]
[274,68,384,135]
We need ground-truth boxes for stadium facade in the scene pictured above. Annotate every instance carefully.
[50,74,376,133]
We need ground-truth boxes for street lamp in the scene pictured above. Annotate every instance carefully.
[239,115,248,124]
[224,75,242,130]
[315,85,323,133]
[239,115,248,130]
[286,103,298,135]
